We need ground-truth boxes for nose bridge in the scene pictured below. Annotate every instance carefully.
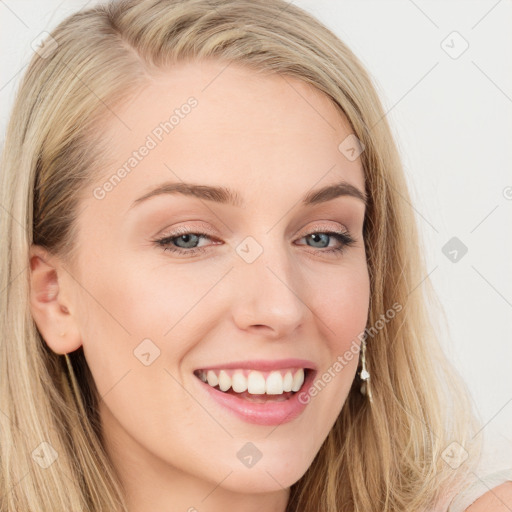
[230,233,308,335]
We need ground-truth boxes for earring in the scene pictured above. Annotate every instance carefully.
[359,338,373,403]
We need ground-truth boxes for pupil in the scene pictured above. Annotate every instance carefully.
[177,234,198,248]
[309,233,328,248]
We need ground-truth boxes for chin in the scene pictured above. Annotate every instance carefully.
[209,452,312,494]
[216,467,304,494]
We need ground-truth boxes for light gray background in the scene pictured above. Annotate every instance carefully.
[1,0,511,470]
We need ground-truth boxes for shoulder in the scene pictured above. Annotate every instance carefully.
[464,481,512,512]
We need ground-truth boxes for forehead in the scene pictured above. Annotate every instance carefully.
[91,59,365,210]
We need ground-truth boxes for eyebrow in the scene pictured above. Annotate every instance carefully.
[129,179,367,210]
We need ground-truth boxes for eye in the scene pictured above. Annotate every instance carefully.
[296,229,356,255]
[153,226,356,257]
[154,227,217,256]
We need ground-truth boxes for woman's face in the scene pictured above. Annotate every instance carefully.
[34,60,370,508]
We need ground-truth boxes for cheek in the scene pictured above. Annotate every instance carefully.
[74,253,226,394]
[74,262,204,438]
[312,259,370,349]
[77,253,210,341]
[290,258,369,435]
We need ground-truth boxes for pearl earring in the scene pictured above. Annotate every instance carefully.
[359,338,373,403]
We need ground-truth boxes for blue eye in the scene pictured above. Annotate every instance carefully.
[301,231,355,253]
[154,228,356,257]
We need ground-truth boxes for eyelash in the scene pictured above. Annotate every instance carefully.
[153,226,357,257]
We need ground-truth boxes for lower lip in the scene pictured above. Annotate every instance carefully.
[195,370,316,426]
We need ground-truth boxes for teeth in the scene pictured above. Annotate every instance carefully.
[206,370,219,387]
[292,369,304,392]
[283,371,293,392]
[231,371,248,393]
[197,368,306,395]
[218,370,231,392]
[247,371,266,394]
[266,371,283,395]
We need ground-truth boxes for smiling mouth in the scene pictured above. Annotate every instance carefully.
[193,367,310,402]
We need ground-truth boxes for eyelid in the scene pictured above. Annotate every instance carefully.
[157,222,218,239]
[157,220,349,242]
[295,220,349,237]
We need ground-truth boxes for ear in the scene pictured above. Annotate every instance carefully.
[28,244,82,354]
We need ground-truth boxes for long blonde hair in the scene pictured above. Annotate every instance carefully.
[0,0,482,510]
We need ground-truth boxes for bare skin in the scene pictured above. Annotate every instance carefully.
[29,60,370,512]
[465,481,512,512]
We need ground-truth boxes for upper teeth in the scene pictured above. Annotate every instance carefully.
[196,368,306,395]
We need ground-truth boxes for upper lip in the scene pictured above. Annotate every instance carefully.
[195,358,317,372]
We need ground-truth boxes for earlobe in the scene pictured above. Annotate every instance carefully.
[28,245,82,355]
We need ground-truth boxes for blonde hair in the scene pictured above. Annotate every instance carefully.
[0,0,483,510]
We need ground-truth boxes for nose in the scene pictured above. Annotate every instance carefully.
[229,240,309,338]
